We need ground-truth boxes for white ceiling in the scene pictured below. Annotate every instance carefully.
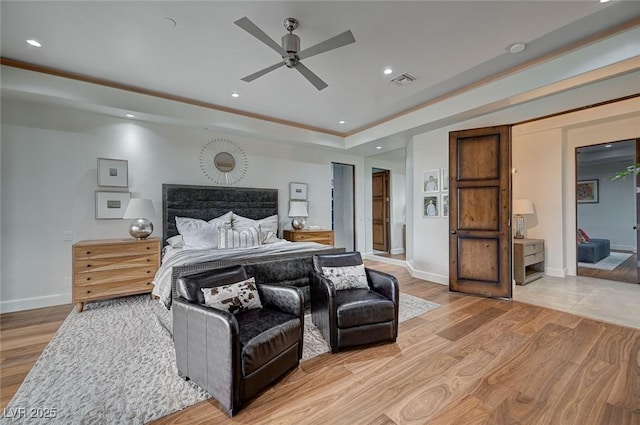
[2,0,638,137]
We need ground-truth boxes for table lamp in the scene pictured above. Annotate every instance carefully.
[513,199,534,239]
[123,198,156,239]
[288,201,308,230]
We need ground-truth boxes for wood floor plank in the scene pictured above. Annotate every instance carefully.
[3,262,640,425]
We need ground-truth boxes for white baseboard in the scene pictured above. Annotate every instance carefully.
[364,253,406,267]
[611,244,636,253]
[390,247,405,255]
[406,263,449,286]
[544,267,566,278]
[0,292,70,314]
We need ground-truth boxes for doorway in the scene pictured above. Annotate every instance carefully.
[372,169,390,253]
[576,139,638,284]
[332,162,355,251]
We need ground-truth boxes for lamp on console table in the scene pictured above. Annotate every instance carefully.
[123,198,156,239]
[288,200,309,230]
[513,199,534,239]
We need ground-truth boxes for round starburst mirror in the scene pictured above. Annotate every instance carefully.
[199,138,248,185]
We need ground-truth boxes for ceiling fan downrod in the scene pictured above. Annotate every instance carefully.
[282,18,300,67]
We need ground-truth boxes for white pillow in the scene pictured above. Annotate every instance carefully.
[201,277,262,314]
[321,264,370,290]
[232,213,278,243]
[218,225,262,249]
[175,211,233,249]
[166,235,184,249]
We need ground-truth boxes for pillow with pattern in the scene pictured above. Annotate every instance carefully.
[578,228,590,243]
[218,225,262,249]
[321,264,370,290]
[232,213,278,243]
[201,277,262,314]
[175,211,233,249]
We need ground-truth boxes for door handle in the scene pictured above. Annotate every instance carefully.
[450,230,457,234]
[634,225,638,230]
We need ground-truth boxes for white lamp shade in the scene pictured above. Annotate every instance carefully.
[513,199,534,215]
[123,198,156,219]
[288,201,308,217]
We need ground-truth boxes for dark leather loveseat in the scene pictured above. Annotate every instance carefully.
[172,265,304,416]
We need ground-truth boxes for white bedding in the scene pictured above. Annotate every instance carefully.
[151,240,330,308]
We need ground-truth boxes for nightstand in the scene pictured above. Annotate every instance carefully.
[72,238,160,312]
[513,238,545,285]
[283,229,334,246]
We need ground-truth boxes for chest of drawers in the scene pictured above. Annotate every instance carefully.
[282,229,334,246]
[72,238,160,312]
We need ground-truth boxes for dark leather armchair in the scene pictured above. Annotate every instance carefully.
[310,252,399,353]
[172,265,304,416]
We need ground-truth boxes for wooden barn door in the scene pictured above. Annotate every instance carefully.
[449,126,512,298]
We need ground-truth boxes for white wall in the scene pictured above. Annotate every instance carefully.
[577,159,636,251]
[0,99,365,312]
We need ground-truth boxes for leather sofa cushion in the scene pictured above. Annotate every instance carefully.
[335,289,395,329]
[236,308,301,376]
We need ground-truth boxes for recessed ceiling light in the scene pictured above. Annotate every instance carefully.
[231,92,240,98]
[26,39,42,48]
[599,0,611,3]
[605,144,612,148]
[125,113,136,118]
[339,120,345,124]
[376,146,382,150]
[383,68,393,75]
[506,42,526,54]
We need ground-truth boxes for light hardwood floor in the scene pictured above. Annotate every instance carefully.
[1,262,639,424]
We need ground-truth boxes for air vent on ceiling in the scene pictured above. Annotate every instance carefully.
[389,72,418,86]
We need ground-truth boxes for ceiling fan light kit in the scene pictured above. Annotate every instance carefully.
[234,16,355,90]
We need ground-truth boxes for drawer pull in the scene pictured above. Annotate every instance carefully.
[86,290,91,294]
[86,264,91,268]
[147,246,150,250]
[86,277,91,281]
[86,251,91,255]
[147,259,150,262]
[147,270,151,274]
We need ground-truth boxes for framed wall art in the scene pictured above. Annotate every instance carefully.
[423,169,439,193]
[95,191,131,219]
[577,179,598,203]
[97,158,128,187]
[441,193,449,217]
[289,182,308,200]
[441,168,449,192]
[423,195,439,217]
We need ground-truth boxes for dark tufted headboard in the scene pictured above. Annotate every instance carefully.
[162,184,279,245]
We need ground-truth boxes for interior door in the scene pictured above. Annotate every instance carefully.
[449,125,512,298]
[372,170,390,252]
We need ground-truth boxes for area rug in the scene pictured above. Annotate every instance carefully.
[4,293,439,424]
[578,251,632,271]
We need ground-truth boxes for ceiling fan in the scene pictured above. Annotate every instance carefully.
[234,17,356,91]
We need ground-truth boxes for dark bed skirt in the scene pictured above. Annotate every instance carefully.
[170,247,346,306]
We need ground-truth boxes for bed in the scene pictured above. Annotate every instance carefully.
[152,184,344,308]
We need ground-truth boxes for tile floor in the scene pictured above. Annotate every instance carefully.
[514,275,640,330]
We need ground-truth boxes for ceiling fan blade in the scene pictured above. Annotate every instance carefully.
[234,17,285,56]
[295,62,328,91]
[298,30,355,60]
[241,61,286,82]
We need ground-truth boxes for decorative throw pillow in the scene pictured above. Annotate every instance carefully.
[232,213,278,243]
[201,277,262,314]
[577,232,586,244]
[175,212,233,249]
[321,264,370,290]
[166,235,184,249]
[578,228,590,243]
[218,225,262,249]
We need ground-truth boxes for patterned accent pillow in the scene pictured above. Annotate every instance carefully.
[232,214,278,243]
[578,228,590,243]
[321,264,370,290]
[201,277,262,314]
[217,225,262,249]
